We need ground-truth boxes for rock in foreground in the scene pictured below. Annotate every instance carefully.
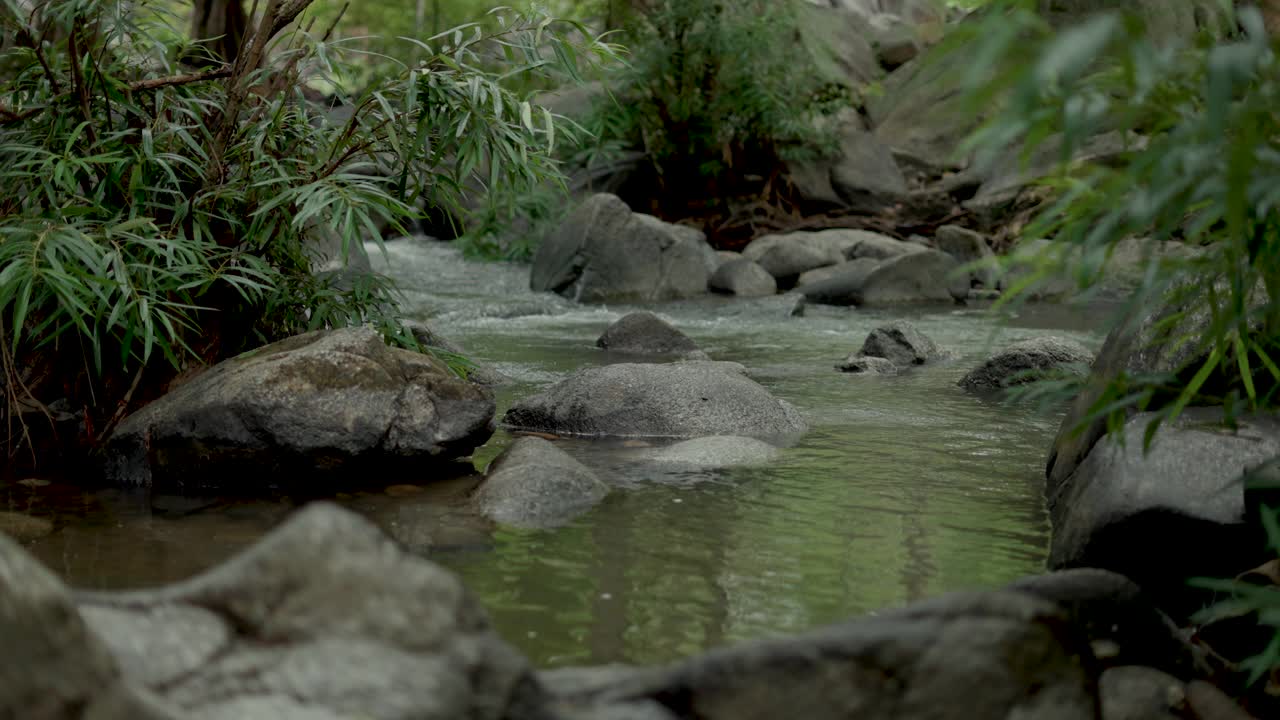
[503,362,807,440]
[0,504,541,720]
[596,312,708,360]
[531,194,717,302]
[959,336,1094,393]
[105,328,495,490]
[474,437,610,529]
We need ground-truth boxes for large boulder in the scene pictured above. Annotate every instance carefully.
[809,249,967,306]
[787,120,909,211]
[1048,409,1280,617]
[934,225,997,289]
[709,259,778,297]
[596,312,708,360]
[503,362,808,440]
[742,229,881,267]
[754,242,836,286]
[796,3,881,89]
[857,320,944,367]
[843,233,926,262]
[798,257,884,305]
[105,328,496,490]
[959,336,1094,393]
[542,590,1099,720]
[530,194,718,303]
[0,503,543,720]
[473,437,610,529]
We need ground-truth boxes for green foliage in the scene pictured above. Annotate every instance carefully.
[583,0,846,222]
[0,0,614,451]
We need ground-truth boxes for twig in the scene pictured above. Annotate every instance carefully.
[95,363,145,445]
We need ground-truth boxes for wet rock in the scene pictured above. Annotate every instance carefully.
[843,233,925,262]
[531,193,717,302]
[959,336,1094,393]
[754,242,835,287]
[597,312,708,360]
[75,503,543,720]
[854,249,969,305]
[0,510,53,540]
[80,605,232,688]
[799,258,883,305]
[709,259,778,297]
[1049,409,1280,617]
[105,328,496,490]
[796,263,847,288]
[503,362,808,440]
[1099,666,1186,720]
[647,436,781,468]
[835,356,899,375]
[0,531,174,720]
[934,225,997,288]
[473,437,610,529]
[1007,569,1209,680]
[551,590,1098,720]
[859,320,943,367]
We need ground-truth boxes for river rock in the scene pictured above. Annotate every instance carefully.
[647,436,781,468]
[1099,666,1186,720]
[473,437,610,529]
[531,193,717,302]
[858,320,943,367]
[959,337,1094,393]
[835,356,898,375]
[104,327,495,490]
[1007,569,1209,680]
[855,249,969,305]
[544,590,1098,720]
[754,242,835,286]
[709,259,779,297]
[796,263,846,288]
[798,258,883,305]
[67,503,542,720]
[843,233,925,262]
[742,229,875,267]
[0,510,53,540]
[597,312,708,360]
[1049,409,1280,617]
[934,225,997,289]
[503,362,808,440]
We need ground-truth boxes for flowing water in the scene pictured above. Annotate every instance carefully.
[5,237,1108,668]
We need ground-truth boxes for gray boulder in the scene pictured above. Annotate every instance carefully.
[934,225,997,288]
[799,258,884,305]
[542,590,1098,720]
[647,436,781,469]
[710,258,779,297]
[69,503,543,720]
[1099,667,1186,720]
[856,249,968,305]
[836,356,898,375]
[473,437,610,529]
[797,3,881,90]
[843,233,925,262]
[503,362,808,440]
[531,194,717,302]
[1049,409,1280,615]
[788,119,909,211]
[858,320,943,367]
[105,328,495,489]
[597,312,708,360]
[959,337,1094,393]
[742,230,874,267]
[754,242,835,285]
[796,263,848,288]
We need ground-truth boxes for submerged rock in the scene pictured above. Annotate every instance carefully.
[503,362,808,440]
[858,320,944,367]
[531,193,717,302]
[835,356,899,375]
[709,259,778,297]
[959,337,1094,393]
[473,437,610,529]
[105,327,495,490]
[597,312,708,360]
[647,436,781,469]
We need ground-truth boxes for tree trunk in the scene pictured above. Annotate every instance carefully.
[190,0,248,64]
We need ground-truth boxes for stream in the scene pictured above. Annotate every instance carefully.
[5,236,1108,668]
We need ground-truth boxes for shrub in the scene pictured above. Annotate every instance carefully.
[0,0,615,459]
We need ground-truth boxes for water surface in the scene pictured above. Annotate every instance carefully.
[6,237,1105,668]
